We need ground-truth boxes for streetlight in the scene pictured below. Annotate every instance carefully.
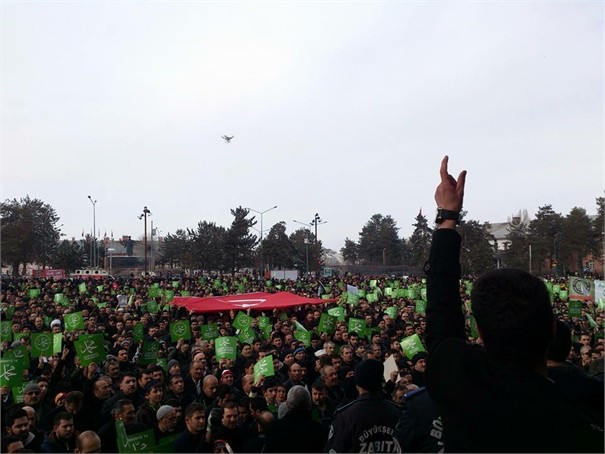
[106,248,115,275]
[247,205,278,277]
[87,196,97,268]
[138,206,151,275]
[304,238,311,275]
[293,213,326,277]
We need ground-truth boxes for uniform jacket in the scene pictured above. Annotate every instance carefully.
[394,387,443,453]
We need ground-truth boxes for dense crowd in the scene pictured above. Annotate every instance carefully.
[0,270,603,453]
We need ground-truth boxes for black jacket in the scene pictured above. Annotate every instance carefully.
[323,393,402,453]
[394,387,443,453]
[264,409,328,453]
[424,229,604,453]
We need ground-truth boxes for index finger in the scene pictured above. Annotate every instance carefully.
[440,155,450,181]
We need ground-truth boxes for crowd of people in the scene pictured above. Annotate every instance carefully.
[1,158,604,453]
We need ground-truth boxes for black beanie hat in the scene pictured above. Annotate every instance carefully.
[355,359,383,392]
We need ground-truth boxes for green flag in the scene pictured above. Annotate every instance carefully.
[116,420,155,453]
[78,283,87,294]
[254,354,275,382]
[146,301,159,314]
[164,290,175,302]
[148,287,159,298]
[293,320,308,332]
[318,313,338,334]
[169,320,191,342]
[54,293,64,304]
[384,287,393,297]
[0,358,23,387]
[294,330,311,347]
[369,280,377,288]
[30,333,53,357]
[261,325,272,340]
[233,312,253,331]
[568,300,582,318]
[140,341,159,366]
[559,290,568,301]
[74,334,106,366]
[348,318,366,336]
[366,292,378,303]
[257,317,271,331]
[469,314,479,339]
[215,337,237,360]
[0,321,13,342]
[200,323,219,341]
[96,285,104,292]
[172,280,180,288]
[586,313,599,329]
[420,287,427,301]
[407,288,416,299]
[53,333,63,354]
[12,381,29,404]
[65,312,84,331]
[28,288,40,299]
[347,292,360,306]
[400,334,427,360]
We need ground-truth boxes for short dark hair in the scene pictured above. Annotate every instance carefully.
[249,396,268,412]
[3,407,27,428]
[472,268,553,368]
[184,402,205,418]
[53,411,73,426]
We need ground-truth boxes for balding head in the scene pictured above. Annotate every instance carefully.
[75,430,101,453]
[256,410,274,432]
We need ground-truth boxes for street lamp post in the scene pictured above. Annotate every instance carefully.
[294,213,326,277]
[304,238,311,275]
[247,205,278,277]
[87,196,97,268]
[138,206,151,275]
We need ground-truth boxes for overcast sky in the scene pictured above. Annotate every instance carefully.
[2,1,603,251]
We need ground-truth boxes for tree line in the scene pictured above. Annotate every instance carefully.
[1,196,603,276]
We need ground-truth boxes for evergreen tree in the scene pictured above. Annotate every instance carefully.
[357,214,402,266]
[460,219,496,275]
[224,206,258,274]
[262,222,297,269]
[561,207,594,273]
[407,211,433,269]
[503,217,530,270]
[340,238,359,265]
[528,205,564,273]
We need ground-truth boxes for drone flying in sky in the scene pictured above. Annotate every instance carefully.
[222,135,234,143]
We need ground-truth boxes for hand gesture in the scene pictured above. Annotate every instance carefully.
[435,155,467,212]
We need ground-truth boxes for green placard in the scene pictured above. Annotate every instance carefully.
[348,318,367,336]
[140,341,159,366]
[257,317,271,331]
[400,334,427,360]
[116,420,155,453]
[146,301,159,314]
[415,300,427,314]
[12,381,29,404]
[327,306,345,322]
[180,290,191,297]
[366,292,378,303]
[28,288,40,299]
[30,333,53,357]
[65,312,84,332]
[0,358,23,387]
[1,321,13,342]
[369,280,377,288]
[53,333,63,354]
[148,287,159,298]
[407,288,416,299]
[78,282,87,294]
[294,320,308,332]
[384,287,393,297]
[215,336,237,360]
[233,312,253,331]
[347,292,360,306]
[133,323,144,343]
[74,334,106,367]
[172,280,180,288]
[385,307,398,319]
[164,290,175,302]
[53,293,64,304]
[568,300,582,318]
[420,287,427,301]
[200,323,219,341]
[96,285,104,292]
[559,290,568,301]
[4,345,29,370]
[469,314,479,339]
[254,354,275,382]
[318,313,338,334]
[238,328,256,345]
[169,320,191,342]
[261,325,272,340]
[294,330,311,347]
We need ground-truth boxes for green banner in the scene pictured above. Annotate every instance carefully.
[318,313,338,334]
[0,358,23,387]
[400,334,426,360]
[140,341,159,366]
[327,307,345,322]
[568,300,582,318]
[74,334,106,366]
[233,312,253,331]
[169,320,191,342]
[116,420,155,453]
[215,337,237,360]
[254,354,275,382]
[65,312,84,332]
[30,333,54,357]
[200,323,219,341]
[12,381,29,404]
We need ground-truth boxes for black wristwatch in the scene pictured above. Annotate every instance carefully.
[435,208,460,225]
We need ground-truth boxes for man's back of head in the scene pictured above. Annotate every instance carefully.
[471,268,553,369]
